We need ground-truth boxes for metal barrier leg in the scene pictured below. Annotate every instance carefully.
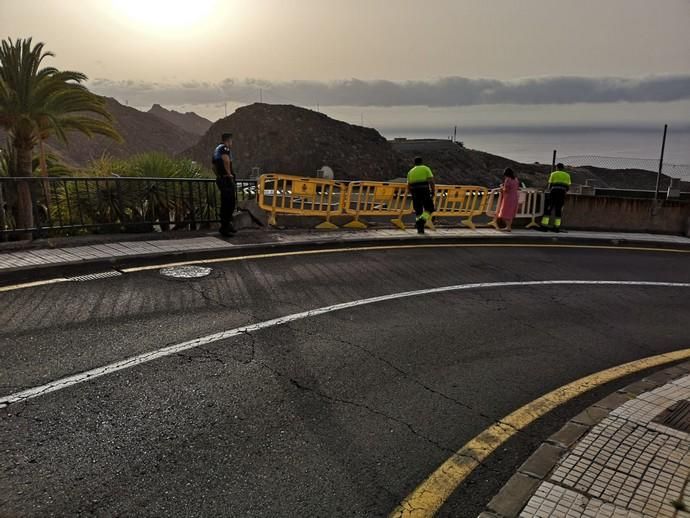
[315,216,338,230]
[268,212,278,226]
[487,217,499,229]
[390,218,406,230]
[316,221,338,230]
[344,217,368,230]
[461,217,477,230]
[526,216,539,229]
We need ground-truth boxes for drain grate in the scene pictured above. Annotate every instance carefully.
[653,400,690,433]
[67,271,123,282]
[160,265,212,279]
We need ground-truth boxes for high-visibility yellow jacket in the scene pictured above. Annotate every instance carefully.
[407,165,434,185]
[549,170,572,190]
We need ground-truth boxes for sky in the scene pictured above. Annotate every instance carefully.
[2,0,690,158]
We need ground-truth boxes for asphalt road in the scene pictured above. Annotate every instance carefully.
[1,244,689,517]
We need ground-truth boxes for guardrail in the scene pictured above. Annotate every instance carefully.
[0,176,257,238]
[485,188,544,229]
[258,174,344,229]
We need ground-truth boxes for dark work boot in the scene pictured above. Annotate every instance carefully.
[220,224,236,237]
[416,219,425,234]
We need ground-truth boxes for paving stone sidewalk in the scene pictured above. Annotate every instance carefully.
[486,371,690,518]
[1,228,689,273]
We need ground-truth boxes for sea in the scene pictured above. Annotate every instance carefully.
[376,126,690,167]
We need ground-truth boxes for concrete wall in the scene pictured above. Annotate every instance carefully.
[564,195,690,236]
[264,195,690,236]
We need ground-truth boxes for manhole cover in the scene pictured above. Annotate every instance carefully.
[160,265,212,279]
[653,400,690,433]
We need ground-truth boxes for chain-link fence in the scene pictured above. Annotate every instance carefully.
[558,155,690,182]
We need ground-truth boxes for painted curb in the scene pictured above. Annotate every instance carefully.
[1,231,688,288]
[478,362,690,518]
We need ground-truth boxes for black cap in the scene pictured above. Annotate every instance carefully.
[414,156,423,165]
[221,132,233,141]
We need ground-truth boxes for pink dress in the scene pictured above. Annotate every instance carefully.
[497,177,519,220]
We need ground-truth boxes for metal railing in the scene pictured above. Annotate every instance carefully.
[588,187,690,201]
[0,176,257,237]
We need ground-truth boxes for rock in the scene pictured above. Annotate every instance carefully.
[181,103,403,181]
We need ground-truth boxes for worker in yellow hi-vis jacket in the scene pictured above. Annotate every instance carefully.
[407,157,436,234]
[540,163,572,233]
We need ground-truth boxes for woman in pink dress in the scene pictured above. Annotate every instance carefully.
[497,168,520,232]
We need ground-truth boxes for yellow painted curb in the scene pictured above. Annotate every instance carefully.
[122,242,689,273]
[1,243,687,293]
[390,348,690,517]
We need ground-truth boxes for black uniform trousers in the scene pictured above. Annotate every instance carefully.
[409,183,435,220]
[543,187,566,220]
[216,175,236,231]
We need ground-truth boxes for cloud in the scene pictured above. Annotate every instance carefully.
[89,75,690,108]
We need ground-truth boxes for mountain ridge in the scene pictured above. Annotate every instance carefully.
[148,104,213,136]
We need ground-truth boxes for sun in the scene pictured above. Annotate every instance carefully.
[111,0,217,30]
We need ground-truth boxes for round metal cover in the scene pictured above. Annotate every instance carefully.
[160,265,212,278]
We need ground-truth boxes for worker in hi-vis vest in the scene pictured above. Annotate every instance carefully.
[407,157,436,234]
[540,163,572,232]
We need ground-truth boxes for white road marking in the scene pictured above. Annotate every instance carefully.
[2,280,689,408]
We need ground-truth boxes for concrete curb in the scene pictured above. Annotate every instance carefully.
[1,231,689,288]
[478,362,690,518]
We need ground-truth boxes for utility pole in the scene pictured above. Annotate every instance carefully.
[653,124,668,210]
[453,126,457,143]
[224,102,227,117]
[551,150,557,171]
[259,89,263,103]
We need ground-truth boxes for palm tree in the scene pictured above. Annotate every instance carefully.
[0,37,120,238]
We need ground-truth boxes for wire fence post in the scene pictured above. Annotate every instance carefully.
[653,124,668,213]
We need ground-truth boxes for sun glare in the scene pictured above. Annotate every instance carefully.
[112,0,217,30]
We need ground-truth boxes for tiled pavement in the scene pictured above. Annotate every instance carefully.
[0,237,233,270]
[1,228,689,273]
[519,375,690,518]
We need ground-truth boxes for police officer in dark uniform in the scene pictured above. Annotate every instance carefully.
[212,133,236,236]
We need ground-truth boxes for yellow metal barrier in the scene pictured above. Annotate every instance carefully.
[485,188,544,229]
[343,182,412,230]
[433,185,489,230]
[258,174,344,229]
[258,175,492,231]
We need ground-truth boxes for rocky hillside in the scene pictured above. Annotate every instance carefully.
[181,103,402,181]
[49,98,200,167]
[148,104,213,136]
[392,139,549,188]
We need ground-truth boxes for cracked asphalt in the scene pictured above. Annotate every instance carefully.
[1,245,689,517]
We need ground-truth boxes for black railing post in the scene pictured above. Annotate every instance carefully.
[187,181,196,229]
